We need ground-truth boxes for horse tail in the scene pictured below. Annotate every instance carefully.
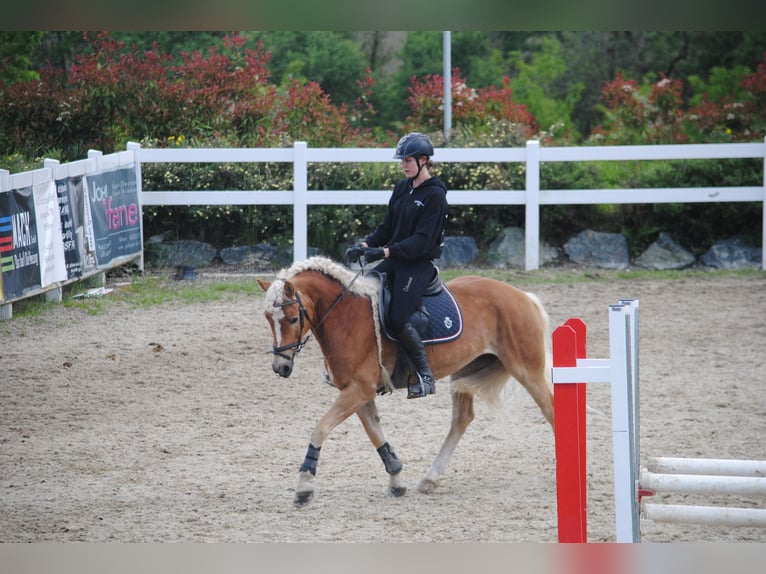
[524,291,553,392]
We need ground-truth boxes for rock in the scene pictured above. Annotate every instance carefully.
[635,232,695,270]
[144,240,217,267]
[701,237,761,270]
[487,226,559,268]
[220,244,291,270]
[563,229,629,269]
[145,230,174,244]
[435,236,478,268]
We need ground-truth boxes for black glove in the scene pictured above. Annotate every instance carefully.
[363,247,385,262]
[344,244,365,263]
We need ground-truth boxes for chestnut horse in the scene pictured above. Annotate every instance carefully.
[257,256,554,507]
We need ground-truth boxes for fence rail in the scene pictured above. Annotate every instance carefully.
[133,139,766,270]
[2,139,765,316]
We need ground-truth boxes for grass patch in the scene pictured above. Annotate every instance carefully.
[112,274,264,309]
[1,266,762,323]
[439,266,764,287]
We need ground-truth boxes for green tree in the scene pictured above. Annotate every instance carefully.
[248,31,368,107]
[0,32,43,84]
[507,35,583,140]
[688,65,752,106]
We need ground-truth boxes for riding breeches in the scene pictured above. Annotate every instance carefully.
[374,258,436,336]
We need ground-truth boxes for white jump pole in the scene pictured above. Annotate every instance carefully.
[643,503,766,528]
[640,470,766,497]
[648,457,766,477]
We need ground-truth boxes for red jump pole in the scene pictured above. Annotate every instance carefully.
[553,318,588,542]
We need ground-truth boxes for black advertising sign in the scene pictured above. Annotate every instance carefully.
[85,167,142,267]
[0,187,41,301]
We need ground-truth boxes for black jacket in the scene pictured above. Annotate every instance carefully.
[365,176,448,261]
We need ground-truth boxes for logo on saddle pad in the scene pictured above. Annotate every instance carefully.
[372,271,463,344]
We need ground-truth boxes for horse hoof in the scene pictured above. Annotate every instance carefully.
[387,486,407,498]
[417,478,438,494]
[293,490,315,508]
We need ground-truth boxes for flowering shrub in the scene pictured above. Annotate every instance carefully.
[406,70,537,139]
[0,32,376,160]
[591,54,766,145]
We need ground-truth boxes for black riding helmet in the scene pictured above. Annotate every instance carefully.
[394,133,434,184]
[393,132,434,160]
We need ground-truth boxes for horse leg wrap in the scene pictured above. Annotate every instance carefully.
[377,442,402,475]
[299,443,321,476]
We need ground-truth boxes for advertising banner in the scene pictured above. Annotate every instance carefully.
[55,174,99,278]
[86,166,141,267]
[34,179,67,288]
[0,187,41,301]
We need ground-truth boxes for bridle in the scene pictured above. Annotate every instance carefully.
[269,289,312,360]
[268,268,364,361]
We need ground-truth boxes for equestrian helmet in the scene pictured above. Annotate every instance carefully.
[394,132,434,159]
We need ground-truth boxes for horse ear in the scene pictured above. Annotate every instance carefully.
[256,279,271,292]
[283,280,296,298]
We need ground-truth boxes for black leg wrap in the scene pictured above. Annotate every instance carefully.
[377,442,403,475]
[299,443,321,476]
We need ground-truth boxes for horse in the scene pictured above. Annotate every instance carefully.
[257,256,554,507]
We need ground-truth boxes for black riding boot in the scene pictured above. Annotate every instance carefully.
[398,322,436,399]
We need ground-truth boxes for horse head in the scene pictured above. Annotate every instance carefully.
[257,278,312,378]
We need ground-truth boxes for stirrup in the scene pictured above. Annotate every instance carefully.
[407,373,435,399]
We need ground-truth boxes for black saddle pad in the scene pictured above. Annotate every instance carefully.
[370,270,463,345]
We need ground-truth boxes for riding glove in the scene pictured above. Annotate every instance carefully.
[363,247,385,262]
[344,244,365,263]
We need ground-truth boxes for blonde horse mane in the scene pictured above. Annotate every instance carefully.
[277,257,387,384]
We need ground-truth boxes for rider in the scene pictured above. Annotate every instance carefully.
[350,132,448,398]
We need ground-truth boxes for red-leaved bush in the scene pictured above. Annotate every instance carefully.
[406,70,537,139]
[0,32,376,160]
[591,54,766,144]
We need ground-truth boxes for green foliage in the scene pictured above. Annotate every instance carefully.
[2,31,765,261]
[507,35,583,140]
[638,158,763,253]
[305,161,399,256]
[248,32,368,108]
[0,32,43,84]
[140,135,295,247]
[688,65,751,107]
[0,32,376,162]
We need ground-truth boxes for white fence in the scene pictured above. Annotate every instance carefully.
[0,149,142,318]
[133,138,766,270]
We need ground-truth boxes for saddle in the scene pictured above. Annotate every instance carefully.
[366,269,463,393]
[367,269,463,344]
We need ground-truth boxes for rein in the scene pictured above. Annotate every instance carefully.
[269,267,365,360]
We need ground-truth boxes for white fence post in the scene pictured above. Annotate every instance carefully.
[525,140,540,271]
[86,150,105,286]
[293,141,308,263]
[762,135,766,270]
[0,169,9,319]
[87,149,103,171]
[127,142,145,271]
